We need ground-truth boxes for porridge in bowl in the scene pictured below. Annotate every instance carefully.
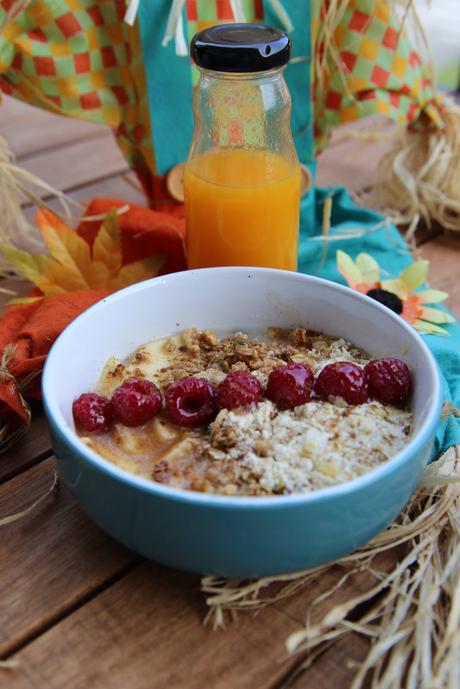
[72,328,412,496]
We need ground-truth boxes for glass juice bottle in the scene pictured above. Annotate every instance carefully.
[184,24,300,270]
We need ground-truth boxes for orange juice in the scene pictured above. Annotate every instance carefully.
[184,148,300,270]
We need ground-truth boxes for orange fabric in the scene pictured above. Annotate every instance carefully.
[0,199,186,431]
[76,198,186,274]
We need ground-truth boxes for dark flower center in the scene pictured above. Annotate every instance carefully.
[366,288,403,315]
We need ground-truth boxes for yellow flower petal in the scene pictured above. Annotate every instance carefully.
[420,307,456,325]
[400,261,429,291]
[380,278,408,300]
[417,289,449,304]
[336,250,362,287]
[413,319,449,335]
[355,253,380,284]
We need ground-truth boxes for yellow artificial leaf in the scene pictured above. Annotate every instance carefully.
[92,210,122,276]
[417,289,449,304]
[1,245,46,286]
[2,210,166,298]
[85,261,112,290]
[413,319,449,335]
[108,255,165,291]
[36,209,91,291]
[400,260,429,292]
[355,253,380,284]
[336,250,362,287]
[419,307,456,325]
[8,296,43,305]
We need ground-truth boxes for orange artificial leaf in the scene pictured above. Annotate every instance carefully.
[1,210,165,297]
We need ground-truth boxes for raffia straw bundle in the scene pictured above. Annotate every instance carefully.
[202,442,460,687]
[371,100,460,232]
[316,1,460,235]
[0,136,74,262]
[0,1,73,275]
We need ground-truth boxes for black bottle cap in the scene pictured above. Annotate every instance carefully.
[191,23,290,73]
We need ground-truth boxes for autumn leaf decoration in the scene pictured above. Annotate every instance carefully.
[2,209,164,303]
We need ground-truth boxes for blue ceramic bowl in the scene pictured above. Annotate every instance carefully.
[42,268,442,577]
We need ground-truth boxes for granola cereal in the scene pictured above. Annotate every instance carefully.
[78,328,412,496]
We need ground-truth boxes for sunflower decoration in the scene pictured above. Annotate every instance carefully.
[337,251,455,336]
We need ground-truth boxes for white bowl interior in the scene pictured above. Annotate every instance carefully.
[45,268,440,461]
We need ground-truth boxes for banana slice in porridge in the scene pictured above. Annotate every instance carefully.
[77,328,412,496]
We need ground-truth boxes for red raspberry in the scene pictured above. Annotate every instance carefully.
[165,377,217,427]
[112,376,162,427]
[266,363,314,410]
[315,362,368,405]
[73,393,113,433]
[365,358,411,405]
[218,370,262,409]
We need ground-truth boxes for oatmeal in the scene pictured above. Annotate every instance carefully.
[74,328,412,496]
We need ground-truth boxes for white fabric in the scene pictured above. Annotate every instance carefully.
[230,0,246,22]
[124,0,140,26]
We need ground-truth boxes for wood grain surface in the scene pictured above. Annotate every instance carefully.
[0,95,458,689]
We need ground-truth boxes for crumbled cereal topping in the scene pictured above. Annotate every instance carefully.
[84,328,413,497]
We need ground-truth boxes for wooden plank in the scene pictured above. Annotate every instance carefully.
[418,234,460,317]
[1,545,396,689]
[21,172,148,221]
[0,96,35,120]
[17,131,128,199]
[283,634,370,689]
[3,563,302,689]
[0,457,136,658]
[1,97,104,160]
[0,408,51,484]
[316,118,395,193]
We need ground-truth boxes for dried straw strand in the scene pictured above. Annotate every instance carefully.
[0,135,73,273]
[0,470,58,527]
[202,444,460,688]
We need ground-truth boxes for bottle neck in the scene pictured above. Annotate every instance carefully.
[197,66,286,82]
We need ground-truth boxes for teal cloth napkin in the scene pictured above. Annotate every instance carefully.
[298,187,460,458]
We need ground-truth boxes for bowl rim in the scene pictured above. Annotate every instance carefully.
[43,267,443,509]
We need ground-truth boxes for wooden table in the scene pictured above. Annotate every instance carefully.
[0,96,459,689]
